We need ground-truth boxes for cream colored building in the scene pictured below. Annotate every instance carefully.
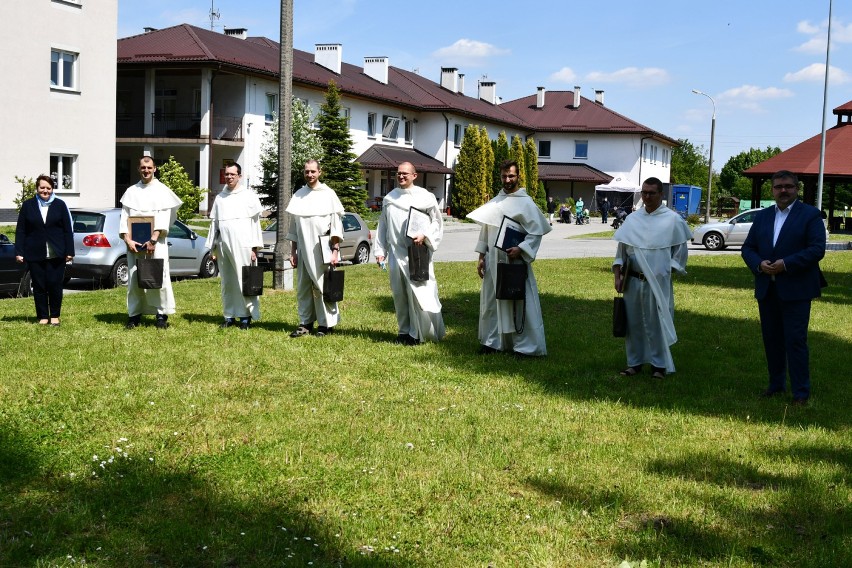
[1,0,117,220]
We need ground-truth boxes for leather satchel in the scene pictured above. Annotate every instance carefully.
[136,256,164,289]
[613,296,627,337]
[323,264,344,302]
[242,262,264,296]
[407,243,430,282]
[495,260,527,301]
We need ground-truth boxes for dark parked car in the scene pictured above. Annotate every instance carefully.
[0,232,31,297]
[67,208,218,287]
[258,212,372,266]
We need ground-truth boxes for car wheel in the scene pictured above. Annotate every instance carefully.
[703,232,725,251]
[353,242,370,265]
[18,270,32,298]
[108,257,129,288]
[200,253,218,278]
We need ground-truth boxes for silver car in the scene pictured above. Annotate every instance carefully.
[259,212,373,265]
[691,208,763,251]
[67,208,218,287]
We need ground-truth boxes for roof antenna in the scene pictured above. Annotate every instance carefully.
[209,0,221,31]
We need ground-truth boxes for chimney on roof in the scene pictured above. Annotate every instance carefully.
[143,27,157,33]
[440,67,458,92]
[458,74,465,96]
[315,44,342,74]
[479,80,497,105]
[536,86,546,109]
[595,89,605,105]
[573,85,581,109]
[224,27,247,40]
[364,56,388,84]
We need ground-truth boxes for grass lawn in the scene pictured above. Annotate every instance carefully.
[1,253,850,567]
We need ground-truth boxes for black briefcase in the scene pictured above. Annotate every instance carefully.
[408,243,430,282]
[613,296,627,337]
[242,263,264,296]
[323,265,344,302]
[495,261,527,301]
[136,256,164,289]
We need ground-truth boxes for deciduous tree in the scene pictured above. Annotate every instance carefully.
[157,156,202,222]
[671,138,709,188]
[719,146,781,199]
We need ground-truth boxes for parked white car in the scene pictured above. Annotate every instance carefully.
[691,208,763,251]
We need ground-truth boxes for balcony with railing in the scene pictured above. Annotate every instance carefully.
[116,113,243,142]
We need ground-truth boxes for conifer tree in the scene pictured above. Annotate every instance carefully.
[509,134,527,189]
[480,127,494,204]
[158,156,202,221]
[316,80,367,214]
[452,124,486,218]
[524,137,545,211]
[491,132,509,196]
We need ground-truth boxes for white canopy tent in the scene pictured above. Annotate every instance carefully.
[594,177,641,211]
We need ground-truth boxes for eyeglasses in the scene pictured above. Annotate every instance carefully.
[396,172,414,177]
[772,184,796,190]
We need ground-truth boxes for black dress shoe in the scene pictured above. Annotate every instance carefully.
[125,315,141,330]
[759,389,784,398]
[155,315,169,329]
[220,319,235,329]
[478,345,498,355]
[239,318,251,330]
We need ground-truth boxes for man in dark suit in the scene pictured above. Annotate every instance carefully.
[742,170,826,405]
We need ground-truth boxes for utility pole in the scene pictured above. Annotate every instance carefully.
[273,0,294,290]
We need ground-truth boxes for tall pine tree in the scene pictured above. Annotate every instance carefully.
[480,127,494,204]
[491,131,510,196]
[317,80,367,214]
[509,134,527,189]
[524,137,545,212]
[453,124,486,218]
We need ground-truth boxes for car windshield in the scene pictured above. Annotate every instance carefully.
[71,212,106,233]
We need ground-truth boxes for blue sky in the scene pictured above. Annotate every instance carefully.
[119,0,850,168]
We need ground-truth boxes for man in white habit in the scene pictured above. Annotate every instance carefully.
[119,156,183,329]
[208,162,264,329]
[612,176,692,379]
[374,162,445,345]
[468,160,551,356]
[285,159,344,337]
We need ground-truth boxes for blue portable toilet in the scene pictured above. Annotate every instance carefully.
[671,185,702,218]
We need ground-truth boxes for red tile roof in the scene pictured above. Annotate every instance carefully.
[356,145,454,174]
[744,121,852,177]
[538,163,613,183]
[118,24,674,140]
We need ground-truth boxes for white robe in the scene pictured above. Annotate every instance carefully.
[119,179,182,316]
[373,185,445,342]
[613,206,692,372]
[468,188,551,356]
[208,185,264,320]
[285,183,344,327]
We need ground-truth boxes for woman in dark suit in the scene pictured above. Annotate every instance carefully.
[15,175,74,325]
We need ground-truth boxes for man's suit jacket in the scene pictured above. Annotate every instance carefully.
[15,197,75,261]
[741,200,825,302]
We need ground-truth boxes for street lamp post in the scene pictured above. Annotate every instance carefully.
[692,89,716,223]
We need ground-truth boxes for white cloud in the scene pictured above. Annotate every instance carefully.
[794,18,852,53]
[714,84,794,113]
[548,67,577,83]
[431,39,509,66]
[583,67,670,88]
[797,20,820,35]
[784,63,851,84]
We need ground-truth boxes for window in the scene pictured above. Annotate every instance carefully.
[643,142,649,162]
[538,140,551,158]
[382,115,399,141]
[340,107,351,128]
[342,213,360,232]
[404,119,413,144]
[651,145,658,164]
[50,154,76,191]
[367,112,377,138]
[453,124,463,147]
[265,93,276,123]
[51,49,78,90]
[193,89,202,118]
[574,140,588,159]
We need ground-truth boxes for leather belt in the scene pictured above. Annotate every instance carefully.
[628,270,647,281]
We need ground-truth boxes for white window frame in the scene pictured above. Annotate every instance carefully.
[367,112,377,138]
[382,115,400,141]
[574,140,589,160]
[51,48,79,92]
[340,107,351,128]
[265,93,277,123]
[50,153,77,192]
[404,119,413,144]
[538,140,551,158]
[453,124,463,147]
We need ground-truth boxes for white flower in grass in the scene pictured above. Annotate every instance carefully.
[405,442,414,450]
[149,401,154,405]
[92,455,98,461]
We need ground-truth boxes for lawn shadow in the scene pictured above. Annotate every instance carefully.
[0,420,416,567]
